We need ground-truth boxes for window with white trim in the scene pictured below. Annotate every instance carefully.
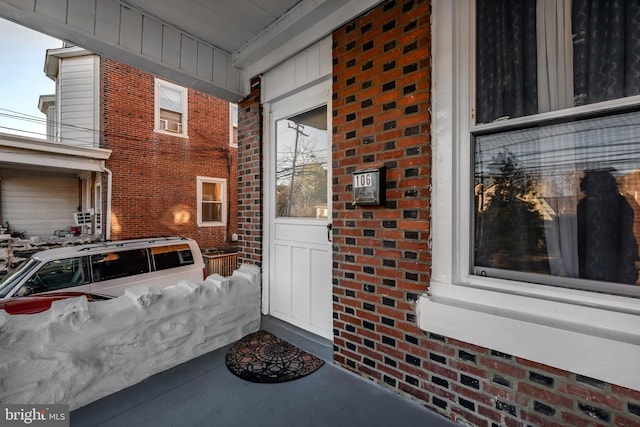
[197,177,226,226]
[155,78,188,137]
[473,0,640,298]
[421,0,640,390]
[230,103,238,147]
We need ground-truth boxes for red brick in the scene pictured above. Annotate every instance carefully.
[102,58,236,251]
[518,383,574,409]
[560,383,623,410]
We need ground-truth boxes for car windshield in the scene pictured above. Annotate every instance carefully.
[0,258,40,298]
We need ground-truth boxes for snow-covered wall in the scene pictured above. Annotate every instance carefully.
[0,264,261,410]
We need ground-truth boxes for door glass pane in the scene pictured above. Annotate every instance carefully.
[276,106,328,218]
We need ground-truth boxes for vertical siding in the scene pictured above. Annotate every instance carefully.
[262,36,332,103]
[0,169,78,237]
[59,55,98,147]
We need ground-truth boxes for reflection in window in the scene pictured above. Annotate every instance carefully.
[474,111,640,295]
[91,249,149,282]
[155,78,187,135]
[230,103,238,146]
[473,0,640,298]
[21,257,87,294]
[152,244,195,271]
[197,177,226,225]
[276,106,328,218]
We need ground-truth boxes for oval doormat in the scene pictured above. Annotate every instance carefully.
[225,330,325,383]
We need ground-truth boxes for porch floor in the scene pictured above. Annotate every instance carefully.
[70,316,457,427]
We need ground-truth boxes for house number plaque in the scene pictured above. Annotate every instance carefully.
[352,167,385,206]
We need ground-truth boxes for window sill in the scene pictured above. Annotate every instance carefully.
[154,129,188,139]
[417,279,640,390]
[197,222,226,227]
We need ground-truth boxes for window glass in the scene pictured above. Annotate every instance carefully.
[91,249,150,282]
[198,177,226,225]
[276,105,328,218]
[0,258,39,298]
[156,79,187,135]
[151,244,195,271]
[19,257,87,295]
[202,182,222,222]
[230,103,238,146]
[473,0,640,297]
[159,84,183,112]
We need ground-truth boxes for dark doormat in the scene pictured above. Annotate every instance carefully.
[225,330,325,383]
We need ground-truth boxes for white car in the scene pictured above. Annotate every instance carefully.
[0,237,205,299]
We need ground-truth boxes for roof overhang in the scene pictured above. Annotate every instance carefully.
[0,132,111,173]
[44,45,91,80]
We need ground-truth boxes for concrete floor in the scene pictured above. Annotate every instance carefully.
[71,317,457,427]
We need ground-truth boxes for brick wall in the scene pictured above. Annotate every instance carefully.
[100,58,237,251]
[237,77,263,266]
[331,1,640,426]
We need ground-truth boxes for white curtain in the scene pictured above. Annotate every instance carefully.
[536,0,574,112]
[537,0,580,277]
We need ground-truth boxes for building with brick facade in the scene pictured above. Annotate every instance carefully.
[0,44,237,253]
[3,1,640,426]
[236,2,640,426]
[100,56,238,250]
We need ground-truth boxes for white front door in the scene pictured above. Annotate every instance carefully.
[267,82,333,339]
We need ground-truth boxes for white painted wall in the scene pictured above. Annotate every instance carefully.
[0,169,78,237]
[0,265,262,410]
[262,36,332,103]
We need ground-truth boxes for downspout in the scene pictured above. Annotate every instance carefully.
[101,162,112,241]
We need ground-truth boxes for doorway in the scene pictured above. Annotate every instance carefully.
[267,82,332,339]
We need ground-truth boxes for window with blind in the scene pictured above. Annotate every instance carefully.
[155,78,188,137]
[197,176,226,226]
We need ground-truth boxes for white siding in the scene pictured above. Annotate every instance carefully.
[262,37,331,103]
[1,169,78,237]
[46,105,56,141]
[59,55,99,147]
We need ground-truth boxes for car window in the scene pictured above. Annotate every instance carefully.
[0,258,40,298]
[17,257,87,296]
[90,249,150,282]
[151,244,195,271]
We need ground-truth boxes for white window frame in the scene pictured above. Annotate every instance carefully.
[196,176,227,227]
[155,78,188,138]
[230,103,238,147]
[418,0,640,391]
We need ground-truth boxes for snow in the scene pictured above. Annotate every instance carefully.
[0,264,261,410]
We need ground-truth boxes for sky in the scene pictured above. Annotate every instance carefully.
[0,18,62,139]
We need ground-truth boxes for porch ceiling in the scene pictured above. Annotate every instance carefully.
[121,0,302,54]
